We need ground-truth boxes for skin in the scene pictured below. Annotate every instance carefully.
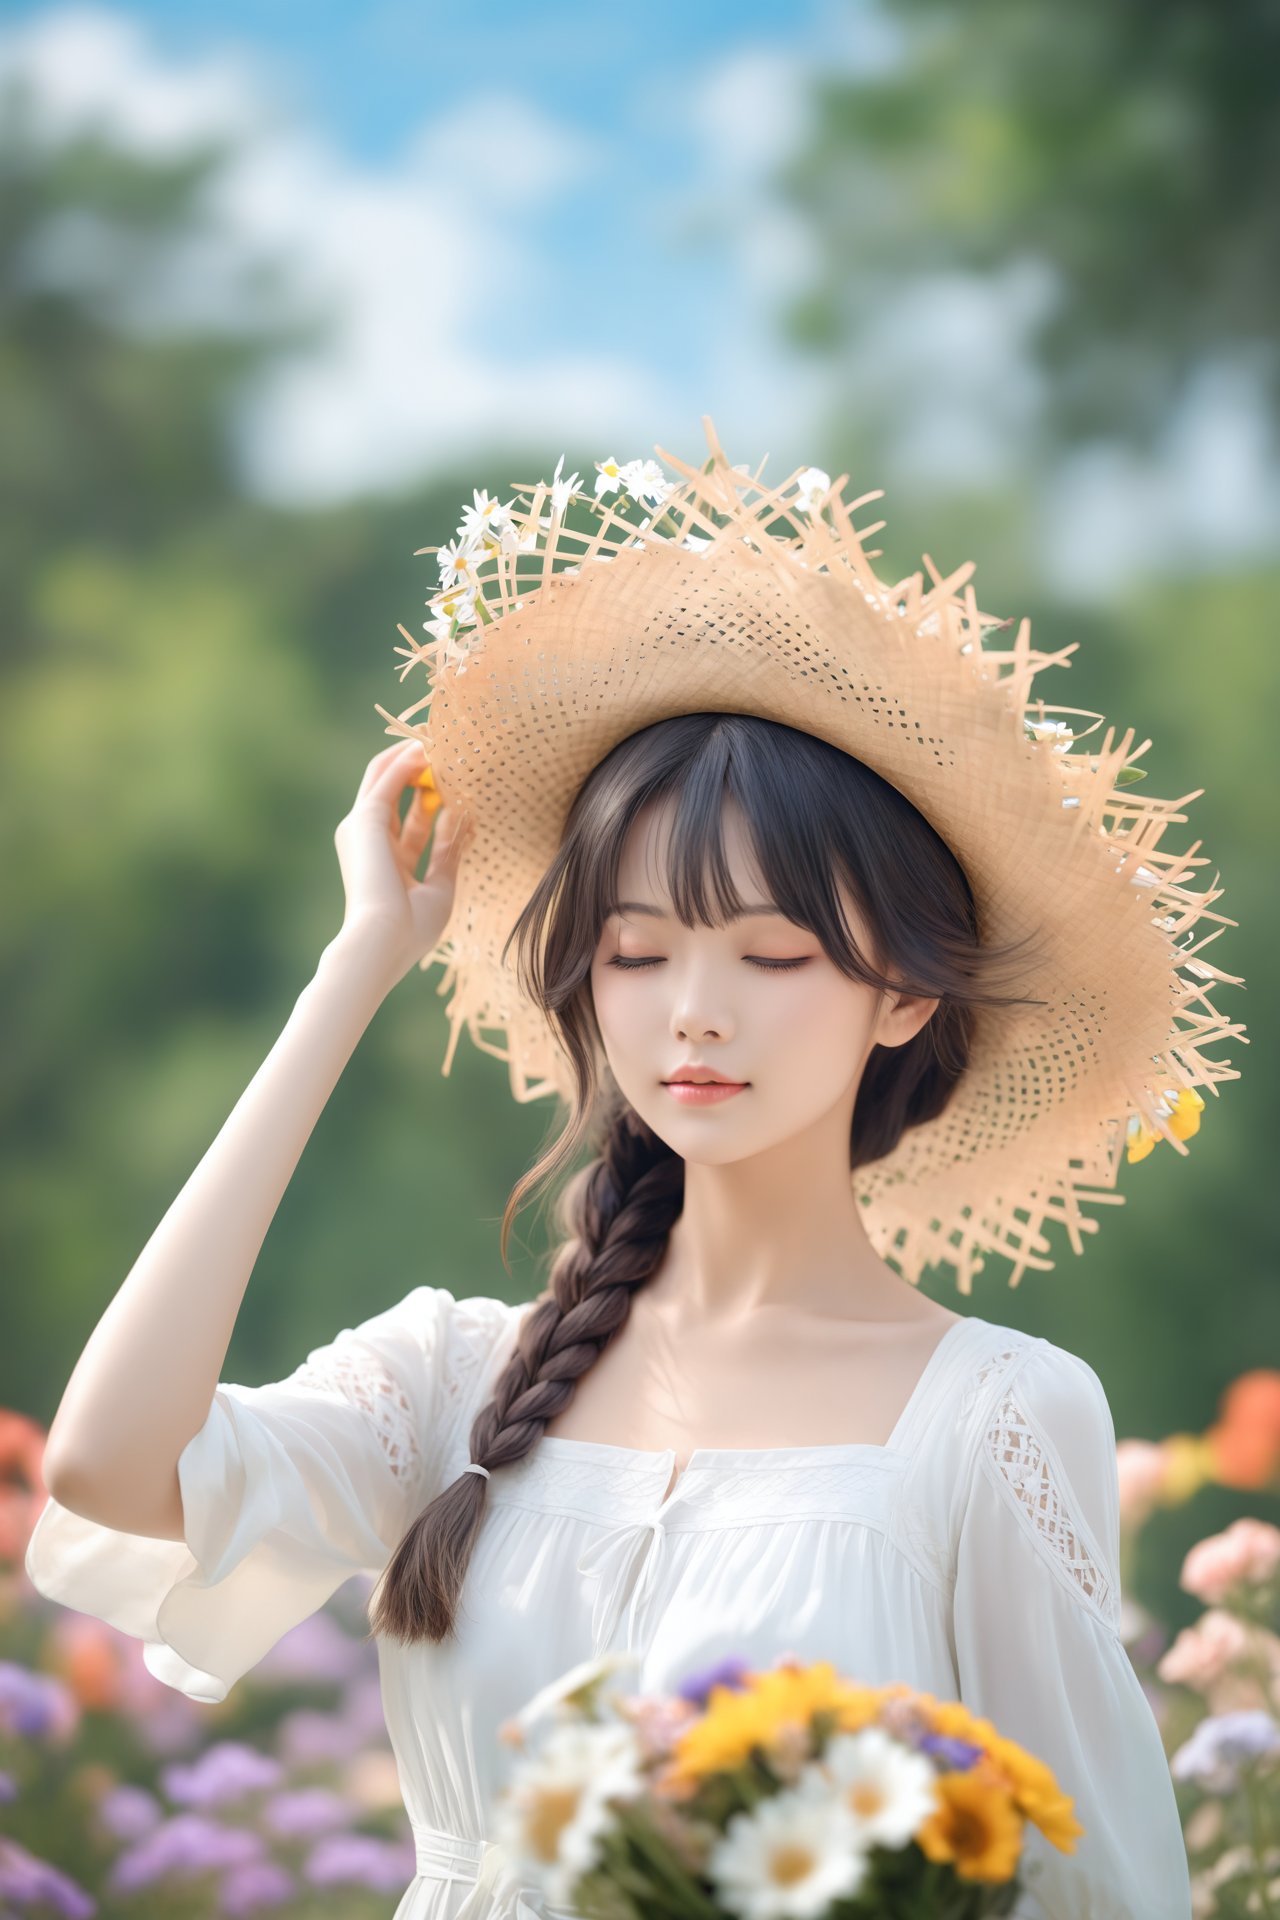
[38,739,470,1540]
[542,792,965,1490]
[43,736,960,1532]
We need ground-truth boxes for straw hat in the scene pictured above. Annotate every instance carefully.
[375,416,1245,1294]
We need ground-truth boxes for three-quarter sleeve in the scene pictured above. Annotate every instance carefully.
[950,1338,1191,1920]
[24,1284,481,1705]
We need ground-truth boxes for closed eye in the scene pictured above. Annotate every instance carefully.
[606,956,809,973]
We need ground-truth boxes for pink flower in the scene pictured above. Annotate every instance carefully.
[1181,1518,1280,1603]
[1158,1611,1250,1691]
[1115,1441,1168,1528]
[612,1693,698,1762]
[1158,1611,1280,1713]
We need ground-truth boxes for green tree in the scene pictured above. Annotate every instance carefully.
[777,0,1280,460]
[0,92,548,1415]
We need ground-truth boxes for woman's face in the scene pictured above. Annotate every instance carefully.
[589,796,936,1166]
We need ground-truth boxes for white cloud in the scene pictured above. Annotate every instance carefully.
[641,43,822,305]
[1042,355,1280,602]
[4,0,1272,584]
[0,4,263,154]
[0,3,686,503]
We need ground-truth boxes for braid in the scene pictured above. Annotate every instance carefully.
[366,1095,682,1647]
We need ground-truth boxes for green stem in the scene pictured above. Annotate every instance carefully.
[610,1803,721,1920]
[1243,1771,1279,1919]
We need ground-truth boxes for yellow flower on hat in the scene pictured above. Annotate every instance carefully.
[411,761,442,816]
[1125,1087,1205,1163]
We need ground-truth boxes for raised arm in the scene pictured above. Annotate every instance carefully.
[40,739,472,1539]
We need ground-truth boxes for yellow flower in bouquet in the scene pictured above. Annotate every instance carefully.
[667,1661,882,1786]
[915,1767,1024,1881]
[925,1699,1084,1850]
[500,1654,1084,1919]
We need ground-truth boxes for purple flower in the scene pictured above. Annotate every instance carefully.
[343,1670,390,1740]
[97,1784,163,1842]
[133,1692,206,1758]
[108,1816,266,1892]
[253,1613,365,1688]
[277,1707,366,1766]
[303,1833,416,1892]
[1171,1710,1280,1795]
[261,1787,356,1840]
[677,1656,752,1707]
[218,1861,296,1917]
[917,1734,985,1770]
[0,1838,96,1919]
[161,1740,284,1808]
[0,1662,79,1741]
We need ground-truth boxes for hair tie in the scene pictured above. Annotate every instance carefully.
[460,1461,490,1480]
[384,414,1244,1296]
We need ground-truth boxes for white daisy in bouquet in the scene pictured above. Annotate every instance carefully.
[493,1651,1083,1918]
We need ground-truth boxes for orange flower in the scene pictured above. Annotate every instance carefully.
[410,762,443,816]
[1207,1372,1280,1490]
[0,1408,50,1563]
[45,1615,125,1713]
[1220,1372,1280,1436]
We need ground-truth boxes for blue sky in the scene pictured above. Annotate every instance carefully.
[0,0,883,504]
[74,0,830,164]
[2,0,1275,587]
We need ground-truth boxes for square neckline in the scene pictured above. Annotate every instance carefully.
[533,1311,982,1500]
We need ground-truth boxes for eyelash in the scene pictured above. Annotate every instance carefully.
[606,956,809,973]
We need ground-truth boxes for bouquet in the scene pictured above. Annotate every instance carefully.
[494,1651,1084,1920]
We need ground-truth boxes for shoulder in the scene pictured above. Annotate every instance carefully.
[947,1320,1119,1528]
[955,1318,1113,1440]
[953,1321,1122,1610]
[315,1284,523,1406]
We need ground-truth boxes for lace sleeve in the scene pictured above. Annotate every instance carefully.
[951,1338,1191,1918]
[289,1336,423,1494]
[975,1339,1117,1627]
[24,1284,464,1703]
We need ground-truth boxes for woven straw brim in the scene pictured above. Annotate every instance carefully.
[377,421,1245,1294]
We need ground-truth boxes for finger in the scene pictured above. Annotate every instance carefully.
[357,738,428,803]
[396,787,440,856]
[359,753,434,824]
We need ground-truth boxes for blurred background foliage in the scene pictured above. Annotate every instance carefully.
[1,0,1275,1654]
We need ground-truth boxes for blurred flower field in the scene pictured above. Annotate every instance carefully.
[2,1380,1279,1920]
[1,1411,417,1918]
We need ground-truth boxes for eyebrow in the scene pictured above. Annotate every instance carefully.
[610,900,785,922]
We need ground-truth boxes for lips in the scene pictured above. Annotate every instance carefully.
[663,1079,749,1105]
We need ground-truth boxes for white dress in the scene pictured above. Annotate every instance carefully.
[25,1287,1192,1920]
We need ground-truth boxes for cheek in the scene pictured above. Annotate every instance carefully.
[763,976,871,1078]
[589,964,646,1048]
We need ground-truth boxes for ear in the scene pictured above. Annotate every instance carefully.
[875,988,941,1052]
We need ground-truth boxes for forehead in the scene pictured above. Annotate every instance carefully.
[612,794,768,904]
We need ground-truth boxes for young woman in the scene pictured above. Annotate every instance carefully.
[28,426,1218,1920]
